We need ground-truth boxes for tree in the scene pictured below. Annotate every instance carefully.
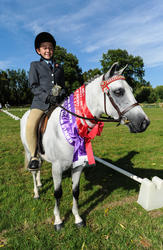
[82,68,102,82]
[0,69,32,106]
[155,86,163,101]
[0,71,9,105]
[148,89,157,103]
[7,69,33,105]
[54,46,83,93]
[100,49,149,92]
[135,86,157,103]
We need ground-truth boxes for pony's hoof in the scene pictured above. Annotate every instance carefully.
[54,223,63,231]
[33,196,40,199]
[75,221,85,228]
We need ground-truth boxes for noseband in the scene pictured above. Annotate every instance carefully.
[101,75,139,124]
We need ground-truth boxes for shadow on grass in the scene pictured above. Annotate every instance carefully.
[39,177,53,195]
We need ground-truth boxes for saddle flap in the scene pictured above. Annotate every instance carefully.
[37,106,56,154]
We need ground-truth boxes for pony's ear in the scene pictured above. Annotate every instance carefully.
[104,62,119,80]
[116,64,128,75]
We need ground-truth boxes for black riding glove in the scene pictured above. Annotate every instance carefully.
[46,88,66,105]
[46,95,59,105]
[59,88,66,100]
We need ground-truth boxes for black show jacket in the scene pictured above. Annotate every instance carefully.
[29,59,65,110]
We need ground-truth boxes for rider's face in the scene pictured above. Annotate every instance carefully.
[36,42,54,60]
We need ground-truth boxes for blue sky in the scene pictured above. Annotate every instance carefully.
[1,0,163,87]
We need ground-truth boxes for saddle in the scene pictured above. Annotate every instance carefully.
[36,106,56,155]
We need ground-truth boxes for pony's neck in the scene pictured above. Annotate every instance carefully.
[85,76,104,118]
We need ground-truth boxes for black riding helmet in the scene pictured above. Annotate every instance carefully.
[34,32,56,53]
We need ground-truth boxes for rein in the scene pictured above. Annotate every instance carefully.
[58,103,120,123]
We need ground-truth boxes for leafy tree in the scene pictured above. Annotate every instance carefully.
[148,89,157,103]
[100,49,150,92]
[0,71,9,105]
[135,86,157,103]
[15,69,32,105]
[54,46,83,93]
[155,86,163,101]
[0,69,32,106]
[83,68,102,82]
[7,69,32,105]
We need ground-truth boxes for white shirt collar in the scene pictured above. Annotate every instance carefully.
[44,59,53,65]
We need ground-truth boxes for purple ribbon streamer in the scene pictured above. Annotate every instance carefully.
[60,94,87,166]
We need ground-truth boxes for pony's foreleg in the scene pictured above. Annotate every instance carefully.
[32,171,40,199]
[24,149,40,198]
[36,170,42,187]
[72,165,85,227]
[52,164,63,231]
[30,158,42,198]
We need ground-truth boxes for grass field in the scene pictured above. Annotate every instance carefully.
[0,107,163,249]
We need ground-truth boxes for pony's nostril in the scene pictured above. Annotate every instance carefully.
[140,118,150,131]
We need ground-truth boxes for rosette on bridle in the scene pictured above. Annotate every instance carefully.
[100,75,126,93]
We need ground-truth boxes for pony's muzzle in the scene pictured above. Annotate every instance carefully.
[127,116,150,133]
[139,117,150,132]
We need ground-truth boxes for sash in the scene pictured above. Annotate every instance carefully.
[60,85,104,168]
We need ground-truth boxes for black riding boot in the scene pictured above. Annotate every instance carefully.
[28,157,40,170]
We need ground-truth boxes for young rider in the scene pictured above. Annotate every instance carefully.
[26,32,65,170]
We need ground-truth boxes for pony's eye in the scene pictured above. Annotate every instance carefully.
[113,88,125,97]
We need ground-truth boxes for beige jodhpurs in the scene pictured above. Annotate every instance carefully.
[26,109,44,157]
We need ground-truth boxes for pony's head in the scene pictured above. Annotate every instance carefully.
[98,62,150,133]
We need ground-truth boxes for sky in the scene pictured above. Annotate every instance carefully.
[1,0,163,88]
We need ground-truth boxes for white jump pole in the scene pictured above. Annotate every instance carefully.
[1,109,20,120]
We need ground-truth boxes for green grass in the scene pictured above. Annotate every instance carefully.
[0,108,163,249]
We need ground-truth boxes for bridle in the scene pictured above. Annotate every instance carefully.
[58,75,139,124]
[102,75,139,125]
[103,92,139,125]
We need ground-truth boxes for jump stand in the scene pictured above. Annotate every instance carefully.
[137,176,163,211]
[95,156,163,211]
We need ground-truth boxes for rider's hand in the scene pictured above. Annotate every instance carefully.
[46,95,59,105]
[59,88,66,98]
